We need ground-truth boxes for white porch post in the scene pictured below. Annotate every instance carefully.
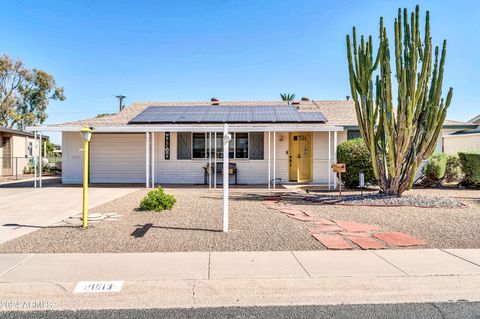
[333,131,338,189]
[151,132,155,188]
[328,131,331,190]
[145,132,150,188]
[214,132,217,189]
[273,131,276,189]
[34,131,37,188]
[209,132,212,189]
[39,132,42,188]
[223,124,230,232]
[268,131,271,189]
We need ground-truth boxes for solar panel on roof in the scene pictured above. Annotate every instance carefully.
[228,112,252,122]
[299,112,326,122]
[129,105,327,124]
[275,112,301,122]
[252,112,277,122]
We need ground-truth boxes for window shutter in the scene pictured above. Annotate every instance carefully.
[177,132,192,159]
[249,132,264,160]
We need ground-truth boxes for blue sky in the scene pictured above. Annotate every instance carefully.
[1,0,479,144]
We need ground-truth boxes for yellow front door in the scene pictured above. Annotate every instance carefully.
[289,132,312,182]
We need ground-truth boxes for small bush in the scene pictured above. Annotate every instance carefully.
[459,152,480,188]
[444,154,463,183]
[422,153,447,185]
[139,187,176,212]
[337,138,376,188]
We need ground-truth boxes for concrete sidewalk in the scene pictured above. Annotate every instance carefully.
[0,186,138,244]
[1,249,480,311]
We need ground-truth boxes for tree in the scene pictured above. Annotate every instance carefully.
[280,93,296,105]
[346,5,453,196]
[44,139,61,157]
[95,113,115,118]
[0,55,65,130]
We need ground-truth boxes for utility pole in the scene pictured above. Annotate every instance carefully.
[116,95,126,111]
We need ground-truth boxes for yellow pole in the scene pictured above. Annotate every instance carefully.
[82,139,89,228]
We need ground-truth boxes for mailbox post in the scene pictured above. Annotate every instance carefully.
[331,163,346,196]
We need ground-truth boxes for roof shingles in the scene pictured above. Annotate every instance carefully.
[45,99,472,129]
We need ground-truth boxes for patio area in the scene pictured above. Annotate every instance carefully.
[0,186,479,253]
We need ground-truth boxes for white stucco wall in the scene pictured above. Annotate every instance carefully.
[156,131,345,185]
[62,132,83,184]
[61,130,345,185]
[443,133,480,154]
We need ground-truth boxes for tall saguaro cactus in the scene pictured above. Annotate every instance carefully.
[346,5,453,196]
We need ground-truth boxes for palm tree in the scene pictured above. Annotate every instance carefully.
[280,93,296,105]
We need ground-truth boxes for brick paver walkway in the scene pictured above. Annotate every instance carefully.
[374,232,427,247]
[262,193,427,250]
[311,234,353,250]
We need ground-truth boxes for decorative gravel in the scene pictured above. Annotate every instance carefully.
[303,193,464,208]
[0,188,324,253]
[0,187,478,253]
[279,187,480,249]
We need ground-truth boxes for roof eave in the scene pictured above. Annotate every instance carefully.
[27,123,343,133]
[343,124,479,130]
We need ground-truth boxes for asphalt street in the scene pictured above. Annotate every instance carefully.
[1,302,480,319]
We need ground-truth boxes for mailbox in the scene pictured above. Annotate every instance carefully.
[331,163,346,173]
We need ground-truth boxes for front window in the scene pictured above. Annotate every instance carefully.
[192,133,206,158]
[347,130,362,140]
[180,132,262,160]
[235,133,248,158]
[213,134,233,159]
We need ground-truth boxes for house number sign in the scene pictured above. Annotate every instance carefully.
[165,132,170,160]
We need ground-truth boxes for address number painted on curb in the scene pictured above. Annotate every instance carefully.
[74,281,123,293]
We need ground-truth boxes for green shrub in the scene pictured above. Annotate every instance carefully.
[422,153,447,185]
[459,152,480,188]
[139,187,176,212]
[444,154,463,183]
[336,138,375,188]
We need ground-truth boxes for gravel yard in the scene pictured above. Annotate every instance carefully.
[0,188,324,253]
[279,187,480,249]
[303,192,464,208]
[0,187,478,253]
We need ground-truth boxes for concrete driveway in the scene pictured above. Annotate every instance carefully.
[0,181,138,244]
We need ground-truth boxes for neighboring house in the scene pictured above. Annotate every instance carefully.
[28,99,475,186]
[442,114,480,154]
[470,114,480,125]
[0,127,46,178]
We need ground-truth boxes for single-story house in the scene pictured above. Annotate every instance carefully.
[28,99,476,187]
[442,114,480,154]
[0,127,47,178]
